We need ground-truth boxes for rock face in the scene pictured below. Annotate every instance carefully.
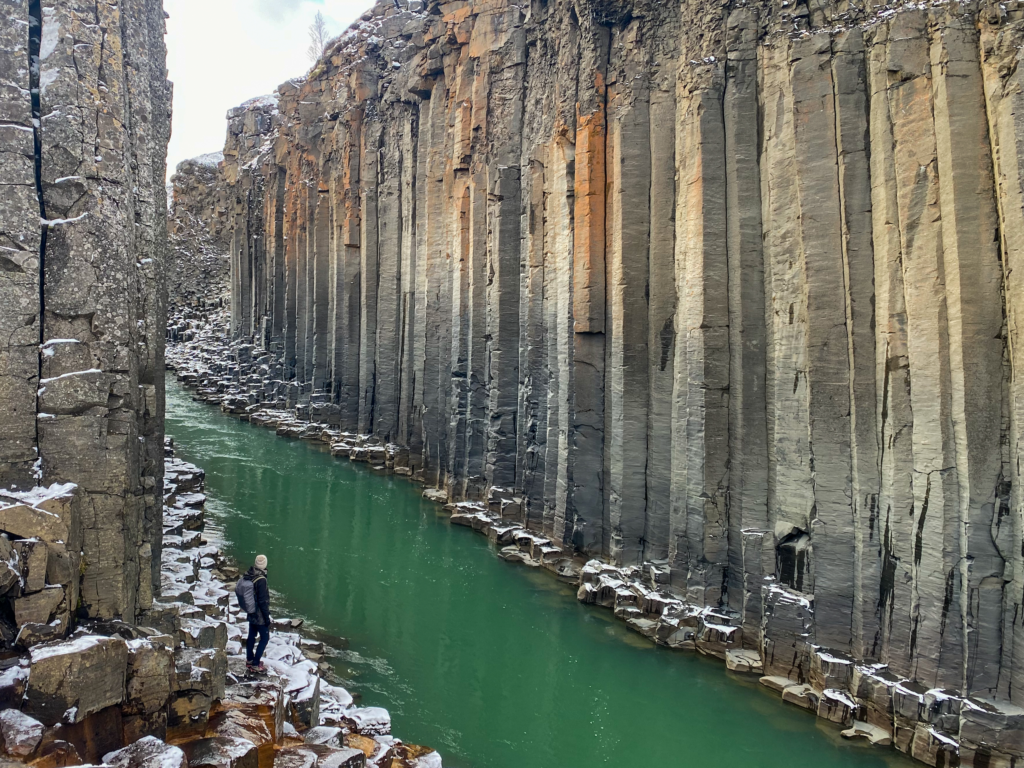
[24,635,129,725]
[0,0,170,623]
[218,0,1024,746]
[168,154,231,313]
[0,483,83,646]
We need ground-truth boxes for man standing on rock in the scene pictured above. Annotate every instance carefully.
[244,554,272,674]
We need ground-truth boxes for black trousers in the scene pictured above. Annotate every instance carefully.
[246,622,269,665]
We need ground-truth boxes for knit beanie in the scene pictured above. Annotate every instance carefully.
[255,554,268,569]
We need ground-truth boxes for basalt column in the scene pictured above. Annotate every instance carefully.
[0,0,170,621]
[224,0,1024,725]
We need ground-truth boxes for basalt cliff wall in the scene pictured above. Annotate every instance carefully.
[226,0,1024,730]
[168,153,231,312]
[0,0,170,623]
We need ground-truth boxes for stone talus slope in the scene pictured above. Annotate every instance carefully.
[0,0,169,621]
[226,0,1024,729]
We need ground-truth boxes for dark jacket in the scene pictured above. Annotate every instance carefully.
[244,566,271,626]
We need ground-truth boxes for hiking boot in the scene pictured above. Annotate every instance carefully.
[252,662,268,675]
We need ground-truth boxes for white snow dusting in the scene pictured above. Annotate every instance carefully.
[38,368,102,385]
[1,481,76,508]
[41,212,89,226]
[39,7,59,60]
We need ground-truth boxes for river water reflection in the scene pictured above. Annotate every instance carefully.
[166,378,913,768]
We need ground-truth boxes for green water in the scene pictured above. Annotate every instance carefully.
[165,379,912,768]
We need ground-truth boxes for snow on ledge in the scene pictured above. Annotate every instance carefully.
[0,482,77,509]
[29,634,108,663]
[177,152,224,173]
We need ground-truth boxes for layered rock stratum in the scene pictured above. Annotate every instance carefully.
[213,0,1024,760]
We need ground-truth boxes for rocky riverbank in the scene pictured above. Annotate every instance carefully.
[167,306,1024,768]
[0,440,441,768]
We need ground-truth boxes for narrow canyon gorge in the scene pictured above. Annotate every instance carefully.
[3,0,1024,764]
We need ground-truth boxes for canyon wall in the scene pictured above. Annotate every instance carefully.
[0,0,170,623]
[225,0,1024,726]
[168,153,231,312]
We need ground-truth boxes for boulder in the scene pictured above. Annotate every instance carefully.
[0,484,81,549]
[304,727,343,748]
[341,736,378,762]
[167,691,212,738]
[174,647,227,701]
[298,745,364,768]
[62,704,124,763]
[816,688,859,726]
[0,505,69,544]
[273,748,317,768]
[910,724,960,766]
[725,649,763,673]
[292,673,320,728]
[894,680,928,721]
[0,710,43,757]
[340,708,390,737]
[104,736,187,768]
[924,689,963,733]
[123,711,169,747]
[125,640,174,717]
[180,618,228,651]
[24,635,128,725]
[840,720,892,746]
[396,745,441,768]
[0,536,20,597]
[208,709,272,748]
[139,602,182,637]
[223,678,286,744]
[26,739,80,768]
[316,748,364,768]
[0,559,19,598]
[850,664,898,729]
[0,664,28,708]
[809,648,855,691]
[758,676,797,694]
[421,489,447,504]
[14,586,65,626]
[959,697,1024,761]
[781,683,818,711]
[182,737,258,768]
[16,621,68,650]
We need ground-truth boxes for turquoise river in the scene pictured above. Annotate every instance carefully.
[166,379,913,768]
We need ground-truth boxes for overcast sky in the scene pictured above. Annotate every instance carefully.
[164,0,367,176]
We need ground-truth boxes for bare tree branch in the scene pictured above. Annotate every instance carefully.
[307,11,330,64]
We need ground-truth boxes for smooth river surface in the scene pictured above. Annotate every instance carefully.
[166,379,913,768]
